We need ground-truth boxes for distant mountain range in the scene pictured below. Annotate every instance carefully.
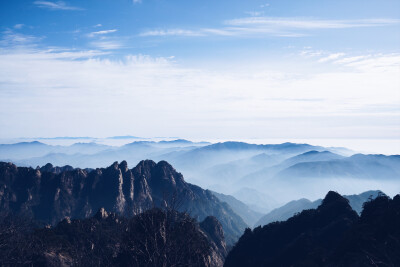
[0,160,246,245]
[1,140,399,205]
[225,191,400,267]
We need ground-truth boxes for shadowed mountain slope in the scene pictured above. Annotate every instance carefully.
[225,191,400,267]
[0,208,227,266]
[0,160,247,245]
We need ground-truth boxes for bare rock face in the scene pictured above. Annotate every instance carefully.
[0,160,247,245]
[200,216,228,266]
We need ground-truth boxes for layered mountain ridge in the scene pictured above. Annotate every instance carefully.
[0,160,247,245]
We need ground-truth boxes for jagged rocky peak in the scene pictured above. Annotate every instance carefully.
[39,163,74,174]
[41,163,54,172]
[118,160,129,172]
[110,161,120,170]
[133,160,186,188]
[135,159,157,173]
[0,160,248,247]
[153,160,185,184]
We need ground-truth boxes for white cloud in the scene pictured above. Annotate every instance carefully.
[33,1,83,10]
[87,29,118,38]
[0,45,398,139]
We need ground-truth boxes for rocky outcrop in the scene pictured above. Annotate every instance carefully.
[0,160,247,245]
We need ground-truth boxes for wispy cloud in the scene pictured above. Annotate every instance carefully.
[90,40,123,50]
[318,53,346,63]
[33,1,83,10]
[0,30,41,47]
[87,29,118,38]
[140,29,204,37]
[140,17,400,38]
[225,17,400,29]
[13,24,25,29]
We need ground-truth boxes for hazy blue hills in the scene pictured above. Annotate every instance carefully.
[276,154,400,180]
[211,191,264,226]
[1,140,399,204]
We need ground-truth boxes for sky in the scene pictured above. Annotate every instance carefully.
[0,0,399,143]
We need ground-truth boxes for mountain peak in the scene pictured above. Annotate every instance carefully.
[119,160,128,172]
[322,191,348,206]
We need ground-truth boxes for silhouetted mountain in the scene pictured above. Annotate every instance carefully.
[211,191,264,226]
[225,191,400,267]
[330,194,400,266]
[0,160,246,245]
[0,208,227,266]
[255,190,385,227]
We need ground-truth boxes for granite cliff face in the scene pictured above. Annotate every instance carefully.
[0,208,227,266]
[0,160,246,245]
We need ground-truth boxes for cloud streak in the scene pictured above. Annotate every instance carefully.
[87,29,118,38]
[33,1,83,10]
[140,17,400,38]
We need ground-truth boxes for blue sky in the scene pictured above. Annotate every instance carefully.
[0,0,399,143]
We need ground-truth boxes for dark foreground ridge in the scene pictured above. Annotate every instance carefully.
[224,191,400,267]
[0,161,246,245]
[0,208,227,266]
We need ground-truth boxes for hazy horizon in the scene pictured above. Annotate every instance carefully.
[1,136,399,155]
